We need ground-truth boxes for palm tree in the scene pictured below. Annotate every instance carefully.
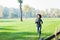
[18,0,23,21]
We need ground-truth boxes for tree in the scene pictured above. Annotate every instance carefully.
[18,0,23,21]
[23,5,30,18]
[3,7,9,18]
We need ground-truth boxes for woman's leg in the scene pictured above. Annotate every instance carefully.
[37,26,40,35]
[40,27,41,35]
[37,27,41,35]
[37,26,42,40]
[37,26,40,40]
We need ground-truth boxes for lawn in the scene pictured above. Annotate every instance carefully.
[0,18,60,40]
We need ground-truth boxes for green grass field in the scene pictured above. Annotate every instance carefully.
[0,18,60,40]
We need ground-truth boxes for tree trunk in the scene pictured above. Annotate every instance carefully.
[20,3,23,21]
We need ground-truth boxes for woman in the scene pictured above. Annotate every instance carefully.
[35,14,43,40]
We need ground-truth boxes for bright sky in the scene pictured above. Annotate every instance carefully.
[0,0,60,10]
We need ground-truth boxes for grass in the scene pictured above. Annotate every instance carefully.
[0,18,60,40]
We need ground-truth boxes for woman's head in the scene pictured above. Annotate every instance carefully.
[37,14,42,18]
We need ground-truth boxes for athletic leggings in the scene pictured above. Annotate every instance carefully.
[37,25,42,39]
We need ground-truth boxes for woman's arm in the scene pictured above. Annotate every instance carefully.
[40,19,43,24]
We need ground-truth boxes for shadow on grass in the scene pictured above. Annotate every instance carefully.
[0,20,15,22]
[0,28,15,30]
[0,26,17,30]
[0,32,52,40]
